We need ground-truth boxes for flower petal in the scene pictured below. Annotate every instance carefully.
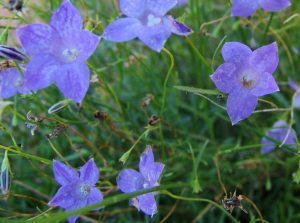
[55,63,90,103]
[117,169,144,193]
[22,54,59,91]
[146,0,177,16]
[294,92,300,109]
[48,184,77,209]
[222,42,252,65]
[137,193,157,216]
[250,42,279,74]
[79,159,99,186]
[231,0,259,17]
[260,0,291,11]
[120,0,146,17]
[50,0,83,37]
[138,22,172,52]
[166,16,193,36]
[250,72,279,96]
[103,18,142,42]
[139,146,164,185]
[210,63,239,94]
[74,30,100,63]
[87,188,103,210]
[227,89,258,125]
[0,68,22,99]
[52,160,79,186]
[288,79,299,91]
[65,199,87,223]
[16,24,55,56]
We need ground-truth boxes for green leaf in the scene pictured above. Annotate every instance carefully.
[0,26,9,44]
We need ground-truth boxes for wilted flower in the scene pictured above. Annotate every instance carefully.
[210,42,280,125]
[231,0,291,17]
[103,0,192,52]
[48,159,103,223]
[261,120,297,154]
[0,45,26,61]
[117,146,164,216]
[288,80,300,109]
[17,0,100,102]
[0,151,11,197]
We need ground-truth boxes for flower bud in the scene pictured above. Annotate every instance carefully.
[0,45,26,62]
[0,151,11,197]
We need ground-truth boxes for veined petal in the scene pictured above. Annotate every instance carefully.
[260,0,291,11]
[166,16,193,36]
[139,146,154,173]
[231,0,259,17]
[16,24,55,56]
[22,54,59,91]
[117,169,144,193]
[55,63,90,103]
[120,0,146,18]
[210,63,239,94]
[222,42,252,65]
[227,89,258,125]
[138,22,172,52]
[87,188,103,210]
[103,18,142,42]
[137,193,157,216]
[48,184,77,209]
[146,0,177,16]
[52,160,79,186]
[250,72,279,97]
[50,0,83,37]
[75,30,100,63]
[250,42,279,74]
[79,159,99,186]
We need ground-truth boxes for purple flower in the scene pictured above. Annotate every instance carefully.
[16,0,100,103]
[210,42,280,125]
[177,0,187,6]
[103,0,192,52]
[0,67,27,99]
[261,120,297,154]
[231,0,291,17]
[48,159,103,223]
[117,146,164,216]
[288,80,300,109]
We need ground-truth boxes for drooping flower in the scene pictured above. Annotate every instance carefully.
[103,0,192,52]
[48,159,103,223]
[231,0,291,17]
[0,66,27,99]
[261,120,297,154]
[210,42,280,125]
[288,79,300,109]
[117,146,164,216]
[16,0,100,103]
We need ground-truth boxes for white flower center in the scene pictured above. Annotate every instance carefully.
[242,73,255,89]
[147,14,162,27]
[79,184,91,197]
[62,48,79,62]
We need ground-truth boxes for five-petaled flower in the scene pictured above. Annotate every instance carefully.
[210,42,280,125]
[16,0,100,103]
[231,0,291,17]
[261,120,297,154]
[117,146,164,216]
[288,80,300,109]
[103,0,192,52]
[48,159,103,223]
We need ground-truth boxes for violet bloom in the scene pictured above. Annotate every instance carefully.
[117,146,164,216]
[232,0,291,17]
[288,80,300,109]
[103,0,192,52]
[16,0,100,103]
[261,120,297,154]
[48,159,103,223]
[210,42,280,125]
[177,0,187,6]
[0,67,27,99]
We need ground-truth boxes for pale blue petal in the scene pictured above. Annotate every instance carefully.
[231,0,259,16]
[52,160,79,186]
[117,169,144,193]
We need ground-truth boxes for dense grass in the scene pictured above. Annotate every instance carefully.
[1,0,300,222]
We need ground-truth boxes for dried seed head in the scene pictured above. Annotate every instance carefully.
[94,110,109,121]
[46,125,66,140]
[141,94,154,109]
[148,115,160,126]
